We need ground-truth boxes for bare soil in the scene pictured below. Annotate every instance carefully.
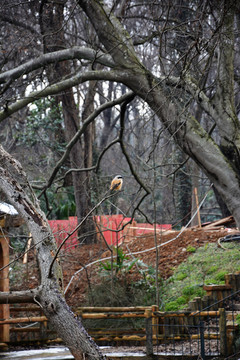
[61,228,233,307]
[12,227,237,308]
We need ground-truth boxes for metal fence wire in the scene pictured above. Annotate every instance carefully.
[147,289,240,359]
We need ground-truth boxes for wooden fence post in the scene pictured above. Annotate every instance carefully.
[219,308,227,357]
[145,309,153,355]
[151,305,158,343]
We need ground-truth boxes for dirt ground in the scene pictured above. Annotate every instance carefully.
[61,227,236,307]
[13,225,238,308]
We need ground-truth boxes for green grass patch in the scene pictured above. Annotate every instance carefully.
[186,245,196,253]
[175,272,188,281]
[162,241,240,311]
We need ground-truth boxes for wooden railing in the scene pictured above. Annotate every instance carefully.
[0,282,239,357]
[1,304,237,357]
[76,306,155,343]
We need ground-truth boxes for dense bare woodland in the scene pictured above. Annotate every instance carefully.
[1,0,240,358]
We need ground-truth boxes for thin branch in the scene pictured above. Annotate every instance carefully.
[38,91,134,197]
[56,136,120,183]
[119,93,151,195]
[48,192,118,278]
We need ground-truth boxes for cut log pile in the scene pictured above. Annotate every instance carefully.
[188,216,236,231]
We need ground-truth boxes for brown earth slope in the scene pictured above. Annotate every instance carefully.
[11,224,237,308]
[62,227,235,307]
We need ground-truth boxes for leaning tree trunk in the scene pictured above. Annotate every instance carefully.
[0,145,105,360]
[78,0,240,228]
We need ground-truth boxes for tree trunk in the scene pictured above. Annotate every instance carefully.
[40,0,96,243]
[0,144,105,360]
[78,0,240,228]
[82,80,98,243]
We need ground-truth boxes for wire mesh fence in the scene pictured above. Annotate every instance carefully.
[147,289,240,359]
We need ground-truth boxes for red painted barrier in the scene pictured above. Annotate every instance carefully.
[95,215,133,246]
[48,217,78,250]
[48,216,172,250]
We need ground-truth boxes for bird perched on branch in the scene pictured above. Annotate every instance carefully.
[110,175,123,191]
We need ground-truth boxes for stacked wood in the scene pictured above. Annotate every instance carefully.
[189,216,236,231]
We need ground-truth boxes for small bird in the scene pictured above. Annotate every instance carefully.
[110,175,123,191]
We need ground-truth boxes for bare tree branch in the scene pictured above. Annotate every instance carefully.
[57,136,119,182]
[38,90,134,195]
[48,192,117,278]
[0,14,39,35]
[0,69,127,122]
[119,93,151,195]
[0,46,115,84]
[0,288,39,304]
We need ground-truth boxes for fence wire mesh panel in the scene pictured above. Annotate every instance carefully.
[150,312,219,358]
[149,289,240,358]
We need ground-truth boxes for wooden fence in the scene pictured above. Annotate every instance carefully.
[0,303,239,358]
[1,273,240,356]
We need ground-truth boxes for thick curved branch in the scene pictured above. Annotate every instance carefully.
[0,69,126,122]
[183,75,220,124]
[78,0,142,69]
[157,73,228,134]
[0,15,39,35]
[0,288,40,304]
[156,74,220,126]
[0,46,115,84]
[0,145,62,284]
[0,146,106,360]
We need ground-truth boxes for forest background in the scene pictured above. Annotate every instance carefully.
[2,0,237,239]
[1,1,240,359]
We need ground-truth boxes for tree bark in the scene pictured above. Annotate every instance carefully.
[1,0,240,226]
[0,290,37,304]
[77,0,240,227]
[40,0,96,242]
[0,144,105,360]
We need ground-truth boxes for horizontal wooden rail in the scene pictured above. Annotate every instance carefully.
[85,333,220,342]
[76,306,150,313]
[5,308,220,326]
[89,329,145,335]
[81,313,146,319]
[154,310,219,318]
[190,311,219,317]
[0,316,47,325]
[91,335,147,342]
[11,327,42,333]
[154,334,220,341]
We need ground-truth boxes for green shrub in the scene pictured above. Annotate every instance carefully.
[182,285,196,297]
[206,265,219,275]
[165,301,179,311]
[175,272,188,281]
[186,246,196,253]
[176,296,188,305]
[182,285,205,301]
[213,270,227,283]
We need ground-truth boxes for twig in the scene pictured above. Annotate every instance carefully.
[48,191,117,278]
[38,91,134,198]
